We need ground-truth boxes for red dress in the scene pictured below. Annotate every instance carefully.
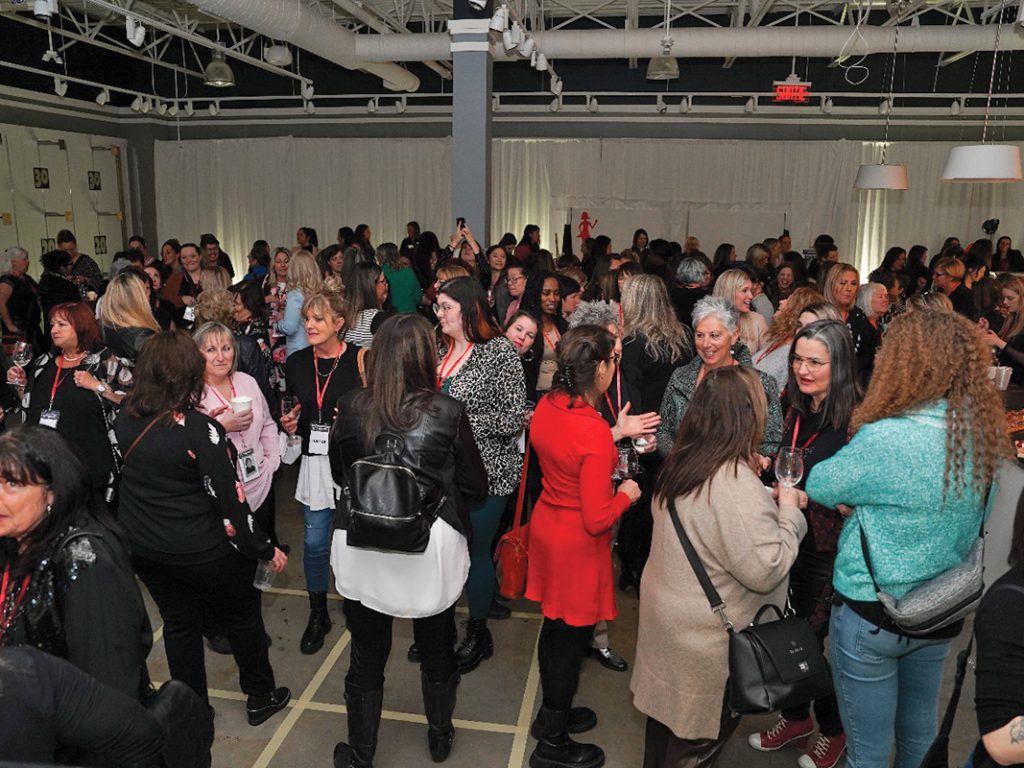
[525,391,631,626]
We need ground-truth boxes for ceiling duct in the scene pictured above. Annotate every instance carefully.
[187,0,419,92]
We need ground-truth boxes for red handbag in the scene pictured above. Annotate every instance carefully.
[494,441,531,599]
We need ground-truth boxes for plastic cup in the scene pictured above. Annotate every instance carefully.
[253,560,276,591]
[230,395,253,414]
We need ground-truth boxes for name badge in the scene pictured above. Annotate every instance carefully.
[183,305,196,323]
[238,448,260,482]
[309,423,330,455]
[40,409,60,429]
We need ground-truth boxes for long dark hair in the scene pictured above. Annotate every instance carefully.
[655,366,766,504]
[785,320,860,432]
[518,225,540,253]
[231,280,267,323]
[353,314,437,452]
[123,331,205,419]
[0,427,102,577]
[520,270,561,320]
[299,227,319,249]
[348,261,385,316]
[437,277,498,345]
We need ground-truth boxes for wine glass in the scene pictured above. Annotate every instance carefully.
[280,395,301,448]
[774,448,805,489]
[12,341,32,369]
[613,445,638,481]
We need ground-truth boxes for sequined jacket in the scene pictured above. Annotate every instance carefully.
[0,518,152,700]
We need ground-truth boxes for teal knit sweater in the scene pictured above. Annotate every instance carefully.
[805,401,987,602]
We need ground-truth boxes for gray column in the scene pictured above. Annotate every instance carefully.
[448,19,492,247]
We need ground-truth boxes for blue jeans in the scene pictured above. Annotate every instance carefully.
[829,601,951,768]
[303,505,333,593]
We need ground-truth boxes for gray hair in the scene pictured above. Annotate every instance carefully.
[856,281,886,319]
[567,300,620,332]
[676,257,708,285]
[0,247,27,272]
[192,321,238,375]
[691,295,738,333]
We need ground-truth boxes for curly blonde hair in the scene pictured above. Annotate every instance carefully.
[194,288,234,326]
[852,309,1012,497]
[763,286,827,346]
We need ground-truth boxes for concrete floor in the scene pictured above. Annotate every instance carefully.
[141,465,982,768]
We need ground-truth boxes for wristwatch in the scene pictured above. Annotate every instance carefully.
[96,383,107,395]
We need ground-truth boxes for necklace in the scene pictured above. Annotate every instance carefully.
[62,351,84,363]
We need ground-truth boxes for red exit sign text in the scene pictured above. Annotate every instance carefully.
[773,82,812,103]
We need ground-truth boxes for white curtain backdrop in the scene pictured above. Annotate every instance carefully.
[155,136,1024,278]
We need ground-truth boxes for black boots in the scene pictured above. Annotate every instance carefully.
[333,687,383,768]
[454,618,493,673]
[246,687,291,726]
[530,706,597,740]
[421,671,460,762]
[300,591,333,655]
[529,706,605,768]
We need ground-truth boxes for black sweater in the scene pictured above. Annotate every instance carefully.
[284,344,363,455]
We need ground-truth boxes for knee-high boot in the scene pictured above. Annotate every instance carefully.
[421,670,460,762]
[333,687,383,768]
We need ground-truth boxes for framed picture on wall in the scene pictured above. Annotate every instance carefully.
[87,171,102,191]
[93,236,107,256]
[33,167,50,189]
[41,238,56,252]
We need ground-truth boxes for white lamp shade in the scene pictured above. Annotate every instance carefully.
[854,163,909,190]
[941,144,1023,183]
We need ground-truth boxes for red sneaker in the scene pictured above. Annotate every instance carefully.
[798,732,848,768]
[747,716,815,752]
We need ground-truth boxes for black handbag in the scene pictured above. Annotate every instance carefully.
[668,500,834,715]
[145,679,214,768]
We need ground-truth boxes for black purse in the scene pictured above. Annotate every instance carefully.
[668,500,834,715]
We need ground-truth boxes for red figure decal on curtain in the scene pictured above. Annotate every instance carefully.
[577,211,597,242]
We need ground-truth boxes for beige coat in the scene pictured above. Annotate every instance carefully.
[630,461,807,739]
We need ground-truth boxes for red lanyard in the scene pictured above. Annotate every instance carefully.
[206,377,236,409]
[788,412,821,452]
[437,344,473,389]
[0,565,31,643]
[313,350,341,420]
[603,367,622,415]
[543,328,560,353]
[49,357,73,410]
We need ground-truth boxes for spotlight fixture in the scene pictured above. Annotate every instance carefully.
[304,100,315,115]
[33,0,57,20]
[95,88,110,106]
[167,102,179,116]
[679,95,691,113]
[140,98,152,114]
[130,95,143,112]
[586,96,598,113]
[204,51,235,88]
[488,5,508,32]
[550,76,563,96]
[656,94,667,114]
[950,98,962,116]
[492,94,500,112]
[184,100,195,116]
[394,96,408,114]
[534,52,548,71]
[125,16,146,47]
[207,101,220,116]
[744,97,757,113]
[41,48,62,64]
[367,97,379,114]
[878,98,891,115]
[300,81,314,101]
[156,101,168,115]
[519,36,535,57]
[53,77,67,97]
[549,97,562,112]
[264,44,293,67]
[821,97,834,114]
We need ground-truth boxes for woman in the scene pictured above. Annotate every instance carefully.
[710,242,736,277]
[0,246,43,350]
[981,274,1024,384]
[501,263,529,325]
[160,238,182,276]
[344,262,390,349]
[748,320,859,768]
[8,302,130,501]
[481,244,508,308]
[160,242,203,326]
[558,274,583,321]
[115,331,290,720]
[632,228,649,257]
[905,244,930,296]
[399,221,421,262]
[504,310,538,358]
[805,308,1010,768]
[856,281,890,331]
[275,250,321,357]
[38,250,79,343]
[526,326,642,768]
[867,247,907,286]
[520,270,566,401]
[994,235,1024,273]
[264,246,290,299]
[329,314,488,767]
[0,426,152,699]
[379,241,422,314]
[281,292,364,655]
[514,224,541,265]
[712,268,769,355]
[617,274,693,593]
[324,247,345,288]
[295,227,319,257]
[143,265,176,331]
[245,240,271,284]
[432,277,525,672]
[354,224,375,261]
[100,272,160,363]
[658,296,782,457]
[632,366,806,768]
[765,263,797,309]
[753,286,829,393]
[822,262,877,385]
[195,321,281,547]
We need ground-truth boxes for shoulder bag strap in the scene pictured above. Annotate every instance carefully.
[357,347,368,388]
[858,524,885,597]
[510,440,531,534]
[122,412,164,462]
[668,500,733,629]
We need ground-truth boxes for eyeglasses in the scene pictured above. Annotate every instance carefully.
[506,275,525,284]
[791,354,829,372]
[433,303,457,315]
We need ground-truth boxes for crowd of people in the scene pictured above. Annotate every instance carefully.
[0,221,1021,768]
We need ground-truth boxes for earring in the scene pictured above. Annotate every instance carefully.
[45,503,52,515]
[730,345,736,356]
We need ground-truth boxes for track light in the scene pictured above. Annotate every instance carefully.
[549,97,562,112]
[125,16,146,47]
[656,94,667,114]
[744,97,757,113]
[950,98,962,116]
[41,49,62,64]
[503,22,523,50]
[264,44,293,67]
[489,5,508,32]
[167,102,179,116]
[367,97,379,114]
[300,81,314,101]
[520,36,535,57]
[304,100,315,115]
[95,88,110,106]
[821,97,834,114]
[879,98,891,115]
[394,96,407,114]
[207,101,219,116]
[550,76,563,96]
[140,98,152,114]
[156,101,168,115]
[679,95,691,113]
[587,96,598,113]
[534,52,548,71]
[184,100,195,116]
[53,77,67,97]
[33,0,57,21]
[130,95,143,112]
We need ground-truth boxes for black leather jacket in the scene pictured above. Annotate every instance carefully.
[329,390,487,538]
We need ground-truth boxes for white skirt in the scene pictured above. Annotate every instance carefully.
[331,518,470,619]
[295,454,340,511]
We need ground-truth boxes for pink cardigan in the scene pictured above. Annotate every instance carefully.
[197,372,281,510]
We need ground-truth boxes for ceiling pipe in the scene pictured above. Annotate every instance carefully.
[352,24,1024,61]
[187,0,419,92]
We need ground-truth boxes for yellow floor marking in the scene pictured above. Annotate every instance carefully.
[507,621,543,768]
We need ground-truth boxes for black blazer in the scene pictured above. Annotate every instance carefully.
[329,390,487,538]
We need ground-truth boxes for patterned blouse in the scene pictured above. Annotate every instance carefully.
[439,336,526,497]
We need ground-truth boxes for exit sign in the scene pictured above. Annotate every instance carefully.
[773,80,812,103]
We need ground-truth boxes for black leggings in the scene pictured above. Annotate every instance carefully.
[343,599,457,693]
[537,617,595,711]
